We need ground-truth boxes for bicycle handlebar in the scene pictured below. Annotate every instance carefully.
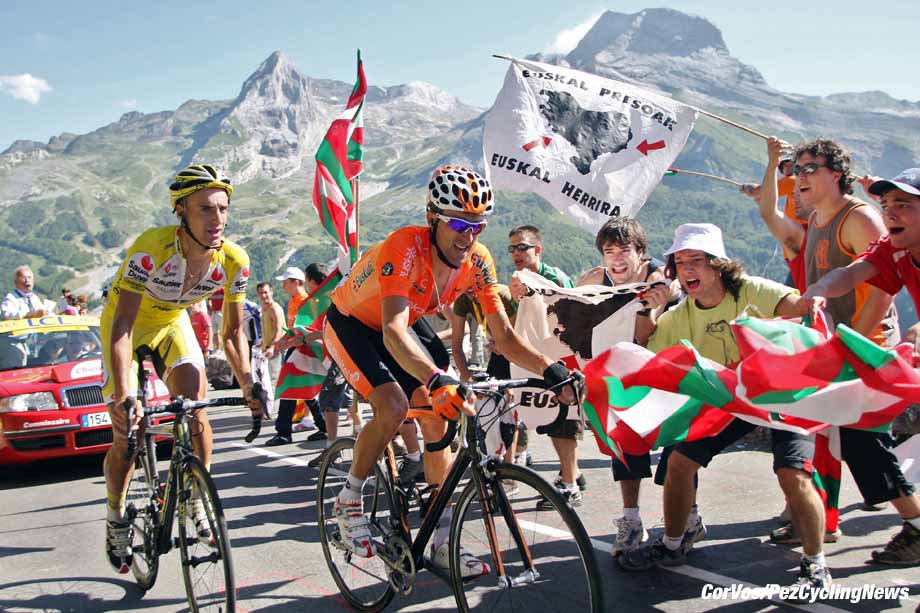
[122,394,249,460]
[423,373,584,453]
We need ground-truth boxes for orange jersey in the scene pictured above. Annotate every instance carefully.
[331,226,504,331]
[287,292,309,327]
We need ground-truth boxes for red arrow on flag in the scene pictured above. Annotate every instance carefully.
[637,139,666,156]
[523,136,552,152]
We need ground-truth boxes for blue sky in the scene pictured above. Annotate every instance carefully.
[1,0,918,151]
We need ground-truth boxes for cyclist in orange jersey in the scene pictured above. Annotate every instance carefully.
[324,165,578,576]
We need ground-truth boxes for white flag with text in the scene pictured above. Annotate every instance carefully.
[483,57,697,233]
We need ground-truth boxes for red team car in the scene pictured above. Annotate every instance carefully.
[0,315,171,465]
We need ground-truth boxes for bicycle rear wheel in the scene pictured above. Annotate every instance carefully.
[316,437,397,612]
[126,440,160,591]
[177,455,235,612]
[450,462,602,612]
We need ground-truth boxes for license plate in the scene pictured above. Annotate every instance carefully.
[81,412,111,428]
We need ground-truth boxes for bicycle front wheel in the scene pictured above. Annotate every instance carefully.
[177,455,235,612]
[126,440,159,591]
[316,437,397,612]
[450,462,602,612]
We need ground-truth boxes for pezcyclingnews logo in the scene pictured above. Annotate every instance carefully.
[701,583,909,604]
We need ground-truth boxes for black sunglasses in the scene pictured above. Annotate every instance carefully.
[507,243,536,254]
[792,162,828,177]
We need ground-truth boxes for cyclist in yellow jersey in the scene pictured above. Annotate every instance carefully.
[101,164,263,573]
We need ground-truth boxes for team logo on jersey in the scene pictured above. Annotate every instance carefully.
[211,268,224,283]
[381,263,394,276]
[231,266,249,294]
[126,252,154,284]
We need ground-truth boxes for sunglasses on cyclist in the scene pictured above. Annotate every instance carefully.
[792,162,829,177]
[435,213,487,236]
[507,243,536,254]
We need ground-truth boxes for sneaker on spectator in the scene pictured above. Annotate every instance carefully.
[265,434,292,447]
[105,519,134,574]
[307,431,327,442]
[513,449,532,466]
[617,538,684,571]
[430,542,490,579]
[537,486,582,511]
[612,515,647,557]
[553,472,587,492]
[871,522,920,566]
[292,419,316,433]
[680,513,707,555]
[770,522,841,544]
[782,560,831,603]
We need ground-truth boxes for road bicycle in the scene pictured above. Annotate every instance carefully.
[124,347,251,611]
[316,374,602,612]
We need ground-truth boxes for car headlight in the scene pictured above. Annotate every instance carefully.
[0,392,59,413]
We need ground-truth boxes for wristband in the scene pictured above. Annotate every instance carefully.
[425,368,446,389]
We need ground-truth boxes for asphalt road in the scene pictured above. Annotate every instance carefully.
[1,395,918,612]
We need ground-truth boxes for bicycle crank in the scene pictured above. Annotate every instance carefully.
[377,534,415,596]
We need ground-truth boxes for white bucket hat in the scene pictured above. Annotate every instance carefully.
[275,266,305,282]
[663,223,727,259]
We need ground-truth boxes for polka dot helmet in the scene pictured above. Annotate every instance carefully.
[427,165,494,216]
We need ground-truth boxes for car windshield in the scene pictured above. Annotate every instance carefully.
[0,327,103,371]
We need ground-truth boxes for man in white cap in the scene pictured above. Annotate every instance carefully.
[620,223,830,599]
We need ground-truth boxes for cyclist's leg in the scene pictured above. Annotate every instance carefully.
[157,313,209,466]
[100,305,154,571]
[324,307,409,556]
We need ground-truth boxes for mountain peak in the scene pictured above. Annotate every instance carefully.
[568,8,727,63]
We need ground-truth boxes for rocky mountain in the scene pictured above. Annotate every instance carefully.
[1,8,919,326]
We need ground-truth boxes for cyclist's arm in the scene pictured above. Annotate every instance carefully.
[220,299,254,399]
[382,296,442,383]
[109,290,142,404]
[449,309,472,382]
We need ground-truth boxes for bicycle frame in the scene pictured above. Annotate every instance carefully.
[132,357,199,559]
[380,402,536,585]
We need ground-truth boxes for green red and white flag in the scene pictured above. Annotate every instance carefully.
[312,50,366,271]
[275,270,341,400]
[733,318,915,430]
[582,342,737,463]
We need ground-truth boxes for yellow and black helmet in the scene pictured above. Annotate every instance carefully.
[169,164,232,210]
[427,165,494,216]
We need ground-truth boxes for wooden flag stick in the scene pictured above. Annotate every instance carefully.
[667,167,744,187]
[692,107,769,140]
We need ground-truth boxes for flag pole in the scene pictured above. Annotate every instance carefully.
[666,167,744,187]
[349,176,362,428]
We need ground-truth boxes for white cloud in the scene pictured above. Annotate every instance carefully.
[0,74,52,104]
[119,99,138,109]
[546,12,604,54]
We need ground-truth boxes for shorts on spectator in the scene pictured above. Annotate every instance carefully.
[842,428,915,505]
[654,419,814,485]
[612,452,652,481]
[318,363,354,413]
[543,410,584,440]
